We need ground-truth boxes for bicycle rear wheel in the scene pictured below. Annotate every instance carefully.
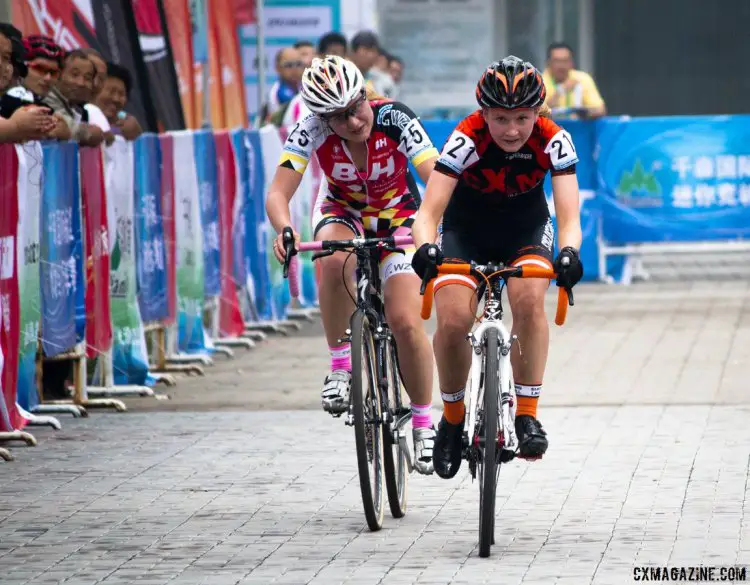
[382,337,408,518]
[478,328,500,557]
[350,310,385,531]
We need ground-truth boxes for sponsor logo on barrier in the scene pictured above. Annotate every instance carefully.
[616,158,663,208]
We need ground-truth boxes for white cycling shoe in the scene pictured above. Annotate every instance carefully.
[321,370,351,415]
[412,426,435,475]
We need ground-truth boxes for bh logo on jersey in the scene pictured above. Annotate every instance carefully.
[331,156,395,182]
[375,137,387,150]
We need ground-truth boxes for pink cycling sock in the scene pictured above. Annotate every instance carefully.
[411,402,433,429]
[330,343,352,372]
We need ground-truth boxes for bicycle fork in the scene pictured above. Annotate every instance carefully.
[466,324,519,463]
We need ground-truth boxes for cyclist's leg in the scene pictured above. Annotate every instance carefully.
[430,230,480,478]
[506,217,555,457]
[313,198,361,413]
[378,222,435,473]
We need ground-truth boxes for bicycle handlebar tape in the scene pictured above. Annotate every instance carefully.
[439,264,471,276]
[287,255,300,299]
[518,265,555,279]
[555,287,568,326]
[421,279,435,320]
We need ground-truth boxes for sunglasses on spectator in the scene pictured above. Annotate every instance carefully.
[29,63,60,78]
[279,60,304,69]
[322,91,367,124]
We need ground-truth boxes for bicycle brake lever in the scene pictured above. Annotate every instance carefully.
[311,249,334,262]
[419,274,430,295]
[566,287,574,306]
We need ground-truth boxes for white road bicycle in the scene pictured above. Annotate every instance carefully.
[420,259,571,557]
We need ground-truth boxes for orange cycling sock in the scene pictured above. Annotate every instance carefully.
[441,389,466,425]
[515,384,542,419]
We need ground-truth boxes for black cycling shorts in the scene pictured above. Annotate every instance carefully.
[435,216,555,292]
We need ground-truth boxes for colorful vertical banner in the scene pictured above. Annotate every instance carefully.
[215,132,245,337]
[162,0,199,128]
[258,125,289,320]
[171,131,207,351]
[243,130,273,322]
[107,139,152,385]
[209,0,247,128]
[237,0,341,122]
[39,142,84,358]
[131,0,186,131]
[205,0,226,129]
[159,134,178,324]
[15,144,43,413]
[80,146,113,360]
[14,0,159,131]
[190,0,210,128]
[230,130,248,299]
[0,144,22,432]
[134,135,169,323]
[193,130,221,297]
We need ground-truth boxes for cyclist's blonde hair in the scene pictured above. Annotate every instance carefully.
[365,86,387,101]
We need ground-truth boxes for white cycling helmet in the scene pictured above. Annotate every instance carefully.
[300,55,365,115]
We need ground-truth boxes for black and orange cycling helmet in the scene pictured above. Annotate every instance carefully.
[476,56,546,109]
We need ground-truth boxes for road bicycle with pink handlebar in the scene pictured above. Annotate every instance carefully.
[282,227,416,531]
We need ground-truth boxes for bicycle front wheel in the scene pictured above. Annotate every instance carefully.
[382,337,408,519]
[350,310,385,531]
[478,328,500,557]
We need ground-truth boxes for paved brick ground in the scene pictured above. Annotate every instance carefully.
[1,281,750,585]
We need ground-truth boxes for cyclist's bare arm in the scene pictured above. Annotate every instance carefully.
[265,165,304,234]
[412,172,458,247]
[551,173,582,249]
[413,155,437,185]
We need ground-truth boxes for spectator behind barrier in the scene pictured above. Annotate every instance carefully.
[388,54,403,100]
[44,49,105,146]
[542,42,606,120]
[20,35,71,141]
[77,47,115,144]
[0,24,57,143]
[294,40,315,67]
[260,46,304,125]
[95,61,142,141]
[317,31,347,58]
[350,30,395,99]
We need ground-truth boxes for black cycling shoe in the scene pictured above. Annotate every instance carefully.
[433,415,464,479]
[515,415,548,459]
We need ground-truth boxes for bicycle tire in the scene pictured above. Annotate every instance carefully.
[350,310,385,531]
[382,337,408,518]
[478,328,500,558]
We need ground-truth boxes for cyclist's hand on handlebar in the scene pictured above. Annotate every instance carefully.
[553,246,583,289]
[413,243,443,294]
[274,226,300,265]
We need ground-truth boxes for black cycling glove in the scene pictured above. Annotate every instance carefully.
[553,246,583,289]
[412,243,443,281]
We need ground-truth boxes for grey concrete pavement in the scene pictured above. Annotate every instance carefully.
[2,281,750,585]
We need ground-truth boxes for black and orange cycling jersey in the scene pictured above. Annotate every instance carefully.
[432,112,579,291]
[434,111,578,233]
